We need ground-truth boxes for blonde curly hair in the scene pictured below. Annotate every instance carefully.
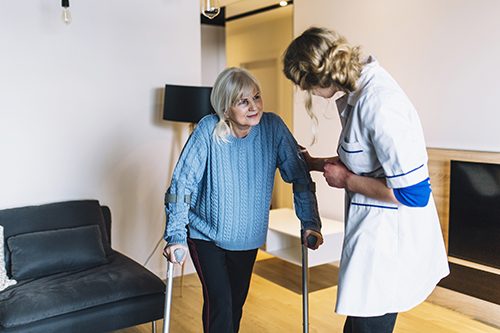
[283,27,363,144]
[283,27,362,92]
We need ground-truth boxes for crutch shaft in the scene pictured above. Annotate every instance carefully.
[163,248,185,333]
[163,262,174,333]
[302,243,309,333]
[302,233,317,333]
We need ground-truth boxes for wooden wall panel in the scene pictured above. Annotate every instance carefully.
[427,148,500,249]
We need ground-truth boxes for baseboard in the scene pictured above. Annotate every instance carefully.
[438,261,500,305]
[427,286,500,328]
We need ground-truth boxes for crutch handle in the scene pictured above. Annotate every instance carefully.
[173,248,186,263]
[305,234,318,248]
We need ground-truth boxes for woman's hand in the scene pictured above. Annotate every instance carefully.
[163,244,188,265]
[297,144,315,171]
[298,144,339,172]
[302,229,324,250]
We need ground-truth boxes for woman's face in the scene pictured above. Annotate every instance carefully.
[226,89,263,138]
[311,85,341,99]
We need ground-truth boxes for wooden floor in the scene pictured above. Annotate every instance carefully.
[114,251,500,333]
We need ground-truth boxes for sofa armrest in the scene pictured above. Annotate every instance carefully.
[100,206,112,246]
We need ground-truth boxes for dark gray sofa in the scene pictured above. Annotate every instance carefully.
[0,200,165,333]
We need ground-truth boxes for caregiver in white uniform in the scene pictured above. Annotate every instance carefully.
[283,27,449,333]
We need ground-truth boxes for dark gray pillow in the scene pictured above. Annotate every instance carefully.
[7,225,108,280]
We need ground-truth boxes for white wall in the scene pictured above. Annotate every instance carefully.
[0,0,200,277]
[293,0,500,221]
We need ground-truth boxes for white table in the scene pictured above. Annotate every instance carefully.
[262,208,344,267]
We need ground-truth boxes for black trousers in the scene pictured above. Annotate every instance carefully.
[343,313,398,333]
[188,238,258,333]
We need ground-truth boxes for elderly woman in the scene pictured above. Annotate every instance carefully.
[163,67,323,333]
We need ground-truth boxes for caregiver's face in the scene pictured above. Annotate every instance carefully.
[311,85,340,99]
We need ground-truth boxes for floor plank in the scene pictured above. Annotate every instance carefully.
[114,251,500,333]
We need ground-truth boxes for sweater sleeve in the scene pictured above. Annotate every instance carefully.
[163,124,209,245]
[274,115,322,232]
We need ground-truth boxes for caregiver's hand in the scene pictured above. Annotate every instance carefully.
[323,160,352,189]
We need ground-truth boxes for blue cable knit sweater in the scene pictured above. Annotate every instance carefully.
[164,112,321,251]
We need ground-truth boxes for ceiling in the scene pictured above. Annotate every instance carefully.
[219,0,289,18]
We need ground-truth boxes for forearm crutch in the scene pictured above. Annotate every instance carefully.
[302,232,318,333]
[163,249,185,333]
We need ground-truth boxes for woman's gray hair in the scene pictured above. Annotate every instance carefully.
[211,67,261,143]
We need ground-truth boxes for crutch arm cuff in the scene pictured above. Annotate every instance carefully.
[293,182,316,193]
[164,193,191,205]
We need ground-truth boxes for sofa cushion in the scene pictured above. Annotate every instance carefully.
[0,200,113,276]
[0,226,17,292]
[7,225,108,280]
[0,252,165,329]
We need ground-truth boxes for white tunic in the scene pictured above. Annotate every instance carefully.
[334,57,449,316]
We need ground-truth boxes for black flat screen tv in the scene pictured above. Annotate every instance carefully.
[448,160,500,269]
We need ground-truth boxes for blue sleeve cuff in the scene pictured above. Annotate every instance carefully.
[393,177,431,207]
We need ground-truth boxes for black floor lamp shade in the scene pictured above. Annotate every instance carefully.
[163,84,215,123]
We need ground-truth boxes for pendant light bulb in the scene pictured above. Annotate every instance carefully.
[62,0,72,25]
[201,0,221,20]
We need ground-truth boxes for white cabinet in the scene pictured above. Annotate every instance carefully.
[262,208,344,267]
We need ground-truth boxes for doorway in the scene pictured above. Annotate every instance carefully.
[225,4,294,209]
